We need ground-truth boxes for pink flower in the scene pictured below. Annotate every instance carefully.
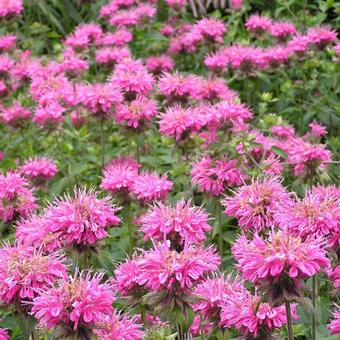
[93,312,143,340]
[271,124,295,139]
[0,55,14,73]
[82,83,123,118]
[137,199,211,245]
[232,229,330,285]
[64,23,102,50]
[44,188,121,246]
[0,103,31,126]
[111,59,154,96]
[193,18,226,43]
[33,95,65,127]
[165,0,186,9]
[221,289,297,337]
[95,47,131,65]
[0,0,23,18]
[0,328,9,340]
[113,257,142,296]
[97,30,133,46]
[329,307,340,335]
[309,120,327,137]
[222,178,290,232]
[274,188,340,240]
[0,244,66,303]
[196,78,237,102]
[101,156,140,194]
[287,35,310,55]
[159,105,202,141]
[145,55,174,75]
[306,26,337,48]
[192,156,244,196]
[131,172,173,203]
[20,157,57,183]
[287,139,331,177]
[137,242,221,291]
[193,274,244,321]
[0,35,16,51]
[328,266,340,290]
[115,95,158,129]
[204,50,229,72]
[15,214,63,252]
[229,0,243,10]
[109,10,138,27]
[245,15,272,35]
[270,21,296,40]
[31,271,115,331]
[158,72,199,100]
[0,172,36,222]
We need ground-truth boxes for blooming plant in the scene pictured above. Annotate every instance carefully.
[0,0,338,339]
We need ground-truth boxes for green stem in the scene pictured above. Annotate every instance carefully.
[100,117,105,168]
[285,300,294,340]
[217,202,223,256]
[312,275,317,340]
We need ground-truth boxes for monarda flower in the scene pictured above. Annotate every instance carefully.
[0,172,36,222]
[0,244,67,304]
[31,271,115,337]
[0,35,16,51]
[20,157,57,184]
[329,306,340,335]
[44,188,121,247]
[245,15,272,36]
[221,289,297,338]
[95,47,131,65]
[101,156,140,194]
[131,172,173,203]
[287,139,331,179]
[93,312,143,340]
[308,120,327,138]
[0,328,9,340]
[191,156,244,196]
[115,95,158,129]
[145,55,174,75]
[270,21,296,41]
[193,274,245,322]
[222,178,290,232]
[97,30,133,47]
[15,214,63,253]
[82,83,123,119]
[159,105,202,141]
[0,103,31,127]
[137,199,211,246]
[193,18,226,43]
[137,242,221,291]
[196,78,237,102]
[232,229,330,305]
[274,188,340,240]
[33,95,65,127]
[327,266,340,291]
[306,26,337,48]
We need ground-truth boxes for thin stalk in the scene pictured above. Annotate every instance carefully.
[312,275,317,340]
[285,300,294,340]
[217,202,223,256]
[100,117,105,168]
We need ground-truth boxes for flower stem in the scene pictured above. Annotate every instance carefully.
[100,117,105,168]
[217,202,223,256]
[312,275,317,340]
[285,300,294,340]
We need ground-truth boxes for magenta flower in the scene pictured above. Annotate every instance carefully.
[221,289,297,337]
[95,47,131,65]
[309,120,327,137]
[0,328,9,340]
[93,312,143,340]
[31,271,115,333]
[15,214,63,252]
[101,156,140,194]
[0,244,67,304]
[306,26,337,48]
[193,274,244,321]
[0,35,16,51]
[327,266,340,291]
[329,306,340,335]
[145,55,174,75]
[232,229,330,289]
[131,172,173,203]
[97,30,133,46]
[245,15,272,35]
[196,78,237,102]
[20,157,57,183]
[44,188,121,246]
[193,18,226,43]
[0,172,36,222]
[83,83,123,118]
[192,156,244,196]
[115,95,158,129]
[137,199,211,245]
[271,124,295,139]
[270,21,296,40]
[274,188,339,240]
[137,242,220,291]
[222,178,290,232]
[159,105,202,141]
[0,103,31,127]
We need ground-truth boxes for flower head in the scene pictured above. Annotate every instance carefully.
[245,15,272,35]
[0,103,31,127]
[137,199,211,245]
[222,178,290,232]
[329,306,340,335]
[44,188,121,246]
[0,244,66,304]
[20,157,57,183]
